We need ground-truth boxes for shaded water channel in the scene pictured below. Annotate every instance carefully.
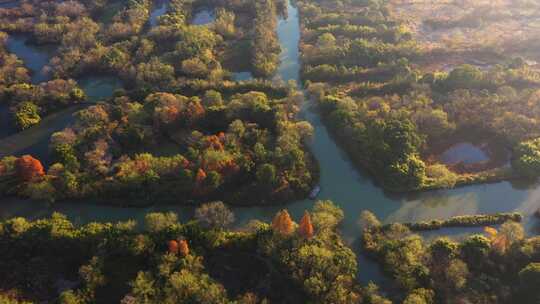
[1,0,540,286]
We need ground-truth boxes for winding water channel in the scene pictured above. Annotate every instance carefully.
[1,0,540,285]
[0,34,123,162]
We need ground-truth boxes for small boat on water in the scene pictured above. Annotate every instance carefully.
[309,186,321,200]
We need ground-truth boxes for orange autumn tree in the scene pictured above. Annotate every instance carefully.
[298,211,314,239]
[484,226,507,253]
[193,168,208,196]
[203,135,224,151]
[195,168,207,184]
[182,99,205,126]
[15,155,45,181]
[168,240,179,254]
[272,210,295,236]
[178,239,189,256]
[484,222,524,253]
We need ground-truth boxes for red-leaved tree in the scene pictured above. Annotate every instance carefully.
[168,240,179,254]
[15,155,45,181]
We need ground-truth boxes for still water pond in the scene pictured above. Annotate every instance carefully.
[192,8,215,25]
[440,142,489,165]
[0,0,539,287]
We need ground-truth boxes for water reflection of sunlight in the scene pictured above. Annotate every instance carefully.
[516,185,540,215]
[515,186,540,232]
[385,192,479,223]
[440,142,488,165]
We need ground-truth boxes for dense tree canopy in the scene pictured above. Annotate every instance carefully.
[301,0,540,191]
[14,155,44,181]
[361,211,540,303]
[513,138,540,178]
[0,1,539,303]
[0,204,393,304]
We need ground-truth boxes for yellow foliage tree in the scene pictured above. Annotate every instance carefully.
[484,226,508,253]
[272,210,295,236]
[484,226,497,238]
[298,211,314,239]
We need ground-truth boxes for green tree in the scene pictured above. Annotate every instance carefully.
[519,263,540,302]
[403,288,434,304]
[385,154,426,190]
[58,290,84,304]
[214,9,236,38]
[51,143,80,171]
[359,210,381,231]
[442,64,484,90]
[312,200,344,230]
[14,101,41,130]
[144,212,178,233]
[256,163,277,186]
[129,271,156,303]
[460,234,491,270]
[202,90,223,107]
[513,138,540,178]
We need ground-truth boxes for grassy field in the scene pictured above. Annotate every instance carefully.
[390,0,540,70]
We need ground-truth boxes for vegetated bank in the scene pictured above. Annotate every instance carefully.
[360,210,540,303]
[0,201,388,304]
[2,201,539,304]
[0,0,318,206]
[298,0,540,192]
[382,212,523,231]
